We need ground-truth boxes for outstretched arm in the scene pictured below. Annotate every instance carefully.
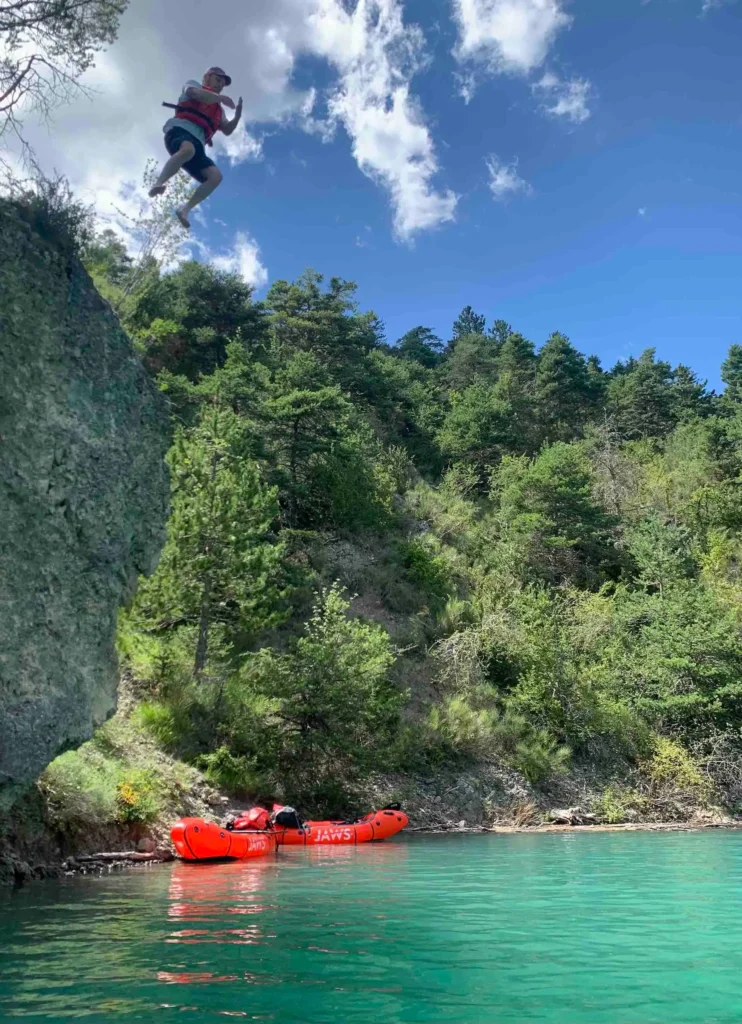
[221,97,243,136]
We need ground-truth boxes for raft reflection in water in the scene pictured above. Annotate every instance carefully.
[159,844,410,986]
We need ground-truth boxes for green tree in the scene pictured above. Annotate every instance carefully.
[356,349,444,473]
[493,442,619,586]
[133,404,286,674]
[451,305,486,344]
[266,270,381,382]
[395,326,444,368]
[444,333,501,391]
[721,345,742,408]
[492,332,538,452]
[625,514,694,595]
[594,584,742,736]
[534,331,597,444]
[259,351,356,525]
[606,349,678,439]
[489,319,513,346]
[130,261,265,379]
[672,364,712,422]
[245,586,401,808]
[437,384,514,476]
[83,229,133,288]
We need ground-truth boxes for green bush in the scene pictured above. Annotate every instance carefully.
[398,538,452,613]
[427,694,570,783]
[115,770,161,824]
[195,746,267,796]
[136,701,180,749]
[591,785,648,824]
[494,708,571,783]
[644,737,709,794]
[437,598,475,636]
[6,175,93,257]
[41,753,162,831]
[40,749,120,831]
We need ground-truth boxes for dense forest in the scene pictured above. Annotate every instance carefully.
[37,194,742,828]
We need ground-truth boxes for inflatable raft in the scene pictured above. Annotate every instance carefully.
[271,808,408,846]
[171,818,276,862]
[170,807,408,860]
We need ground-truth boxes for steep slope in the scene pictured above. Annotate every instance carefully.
[0,199,170,810]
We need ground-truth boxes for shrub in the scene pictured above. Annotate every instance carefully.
[40,749,120,832]
[427,694,571,783]
[428,695,499,758]
[5,175,93,258]
[136,701,180,749]
[115,770,161,824]
[644,737,708,795]
[591,785,648,825]
[398,538,452,613]
[437,598,475,636]
[41,753,163,831]
[195,746,267,797]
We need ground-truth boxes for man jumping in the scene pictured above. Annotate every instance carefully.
[149,67,242,229]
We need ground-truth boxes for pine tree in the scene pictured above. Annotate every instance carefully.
[395,326,444,368]
[133,404,286,675]
[260,352,353,526]
[721,345,742,405]
[672,365,712,422]
[266,270,381,381]
[492,332,538,452]
[437,384,515,476]
[444,333,501,391]
[493,442,618,586]
[606,348,678,439]
[489,319,513,347]
[534,332,596,444]
[451,305,486,343]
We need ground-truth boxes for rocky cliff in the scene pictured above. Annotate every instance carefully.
[0,199,169,811]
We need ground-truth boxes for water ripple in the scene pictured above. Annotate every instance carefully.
[1,832,742,1022]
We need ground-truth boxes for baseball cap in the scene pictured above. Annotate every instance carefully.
[205,66,232,86]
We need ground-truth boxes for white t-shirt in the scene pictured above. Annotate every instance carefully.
[163,80,207,146]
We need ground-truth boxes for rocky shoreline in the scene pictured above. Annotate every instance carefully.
[6,816,741,889]
[409,820,742,835]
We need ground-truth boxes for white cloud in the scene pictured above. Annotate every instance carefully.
[454,71,478,104]
[309,0,457,240]
[533,72,591,123]
[486,154,532,199]
[701,0,738,11]
[213,126,264,167]
[8,0,455,247]
[208,231,269,289]
[452,0,571,75]
[451,0,592,123]
[638,207,647,217]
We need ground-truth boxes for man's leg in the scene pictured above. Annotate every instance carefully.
[175,166,223,229]
[148,141,196,197]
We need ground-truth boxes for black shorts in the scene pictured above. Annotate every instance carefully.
[164,127,215,183]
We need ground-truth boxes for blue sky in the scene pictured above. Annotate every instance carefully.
[20,0,742,388]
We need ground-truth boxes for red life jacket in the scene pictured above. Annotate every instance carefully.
[174,85,223,145]
[233,806,270,831]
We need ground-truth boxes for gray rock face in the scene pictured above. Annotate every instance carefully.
[0,200,169,810]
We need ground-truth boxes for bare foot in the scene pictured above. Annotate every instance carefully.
[148,184,166,197]
[175,206,191,230]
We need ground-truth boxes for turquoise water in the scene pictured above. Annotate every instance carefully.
[1,832,742,1022]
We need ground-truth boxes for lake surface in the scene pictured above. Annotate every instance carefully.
[1,831,742,1023]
